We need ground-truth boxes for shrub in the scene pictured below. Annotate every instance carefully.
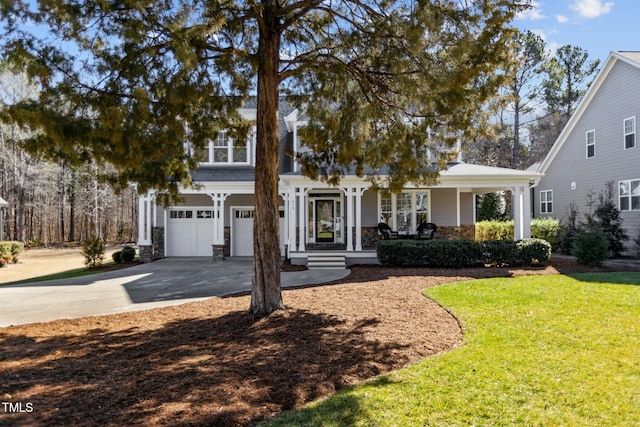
[377,238,553,268]
[121,245,136,263]
[112,250,123,264]
[531,218,561,249]
[83,236,105,268]
[516,238,552,266]
[376,240,484,268]
[475,220,514,241]
[0,257,6,268]
[573,231,608,267]
[0,241,24,263]
[481,240,518,267]
[594,181,629,257]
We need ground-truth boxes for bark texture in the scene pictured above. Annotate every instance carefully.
[250,4,285,315]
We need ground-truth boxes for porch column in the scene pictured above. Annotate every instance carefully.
[513,186,528,240]
[137,192,153,245]
[355,187,365,251]
[346,187,354,251]
[456,188,461,226]
[522,185,532,238]
[297,188,306,252]
[288,187,296,252]
[209,193,229,245]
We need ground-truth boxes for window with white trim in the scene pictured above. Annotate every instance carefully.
[379,191,429,233]
[540,190,553,214]
[586,130,595,158]
[199,131,252,165]
[624,117,636,149]
[619,179,640,211]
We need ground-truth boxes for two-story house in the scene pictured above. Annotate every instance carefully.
[534,51,640,252]
[137,99,541,267]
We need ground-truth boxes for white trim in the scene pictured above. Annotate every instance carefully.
[586,129,596,158]
[624,116,636,150]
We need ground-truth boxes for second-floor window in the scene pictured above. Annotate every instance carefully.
[586,130,595,158]
[197,131,251,165]
[540,190,553,214]
[624,117,636,150]
[212,132,249,164]
[619,179,640,211]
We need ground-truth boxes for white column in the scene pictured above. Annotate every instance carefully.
[346,187,354,251]
[288,187,297,252]
[137,193,152,245]
[210,193,228,245]
[513,186,524,240]
[297,188,306,252]
[456,188,461,226]
[355,187,364,251]
[523,185,532,238]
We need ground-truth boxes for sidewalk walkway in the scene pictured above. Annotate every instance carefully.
[0,258,350,327]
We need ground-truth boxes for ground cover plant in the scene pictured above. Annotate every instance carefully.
[267,272,640,426]
[1,259,638,426]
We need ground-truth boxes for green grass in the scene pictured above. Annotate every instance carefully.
[264,272,640,426]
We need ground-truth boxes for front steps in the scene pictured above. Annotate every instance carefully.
[306,254,347,270]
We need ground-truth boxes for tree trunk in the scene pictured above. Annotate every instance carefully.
[249,3,285,315]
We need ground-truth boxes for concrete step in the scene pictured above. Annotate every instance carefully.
[307,254,347,270]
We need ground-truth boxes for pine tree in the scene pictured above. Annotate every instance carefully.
[1,0,529,315]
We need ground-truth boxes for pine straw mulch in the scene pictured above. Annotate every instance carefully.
[1,257,638,427]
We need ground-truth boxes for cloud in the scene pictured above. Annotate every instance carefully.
[569,0,614,19]
[516,0,545,20]
[556,14,569,23]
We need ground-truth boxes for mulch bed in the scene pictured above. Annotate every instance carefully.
[1,257,637,426]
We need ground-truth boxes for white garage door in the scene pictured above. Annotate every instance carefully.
[232,208,285,257]
[167,209,215,256]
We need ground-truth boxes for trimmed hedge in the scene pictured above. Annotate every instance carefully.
[475,218,561,249]
[377,238,551,268]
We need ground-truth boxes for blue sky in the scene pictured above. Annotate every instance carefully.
[514,0,637,65]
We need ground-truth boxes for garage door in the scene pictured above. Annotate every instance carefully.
[232,208,285,256]
[167,209,215,256]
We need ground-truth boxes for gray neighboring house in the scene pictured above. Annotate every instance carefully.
[137,100,541,267]
[534,51,640,251]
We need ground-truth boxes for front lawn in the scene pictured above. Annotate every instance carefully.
[265,272,640,426]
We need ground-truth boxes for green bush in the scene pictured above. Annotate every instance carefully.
[376,240,484,268]
[112,250,123,264]
[83,236,105,268]
[0,241,24,263]
[531,218,561,249]
[573,231,608,267]
[376,239,551,268]
[475,220,514,241]
[516,238,552,266]
[121,245,136,263]
[481,239,518,267]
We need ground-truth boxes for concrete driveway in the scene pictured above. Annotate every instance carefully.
[0,258,350,327]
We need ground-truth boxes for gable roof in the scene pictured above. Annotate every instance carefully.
[537,51,640,177]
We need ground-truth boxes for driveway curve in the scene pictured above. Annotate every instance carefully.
[0,258,350,327]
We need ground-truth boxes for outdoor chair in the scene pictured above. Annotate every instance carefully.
[417,222,437,239]
[377,222,399,240]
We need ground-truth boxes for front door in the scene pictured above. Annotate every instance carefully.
[315,200,335,242]
[308,196,343,244]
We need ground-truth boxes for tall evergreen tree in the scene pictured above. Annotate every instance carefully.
[542,45,600,120]
[507,30,546,169]
[1,0,529,315]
